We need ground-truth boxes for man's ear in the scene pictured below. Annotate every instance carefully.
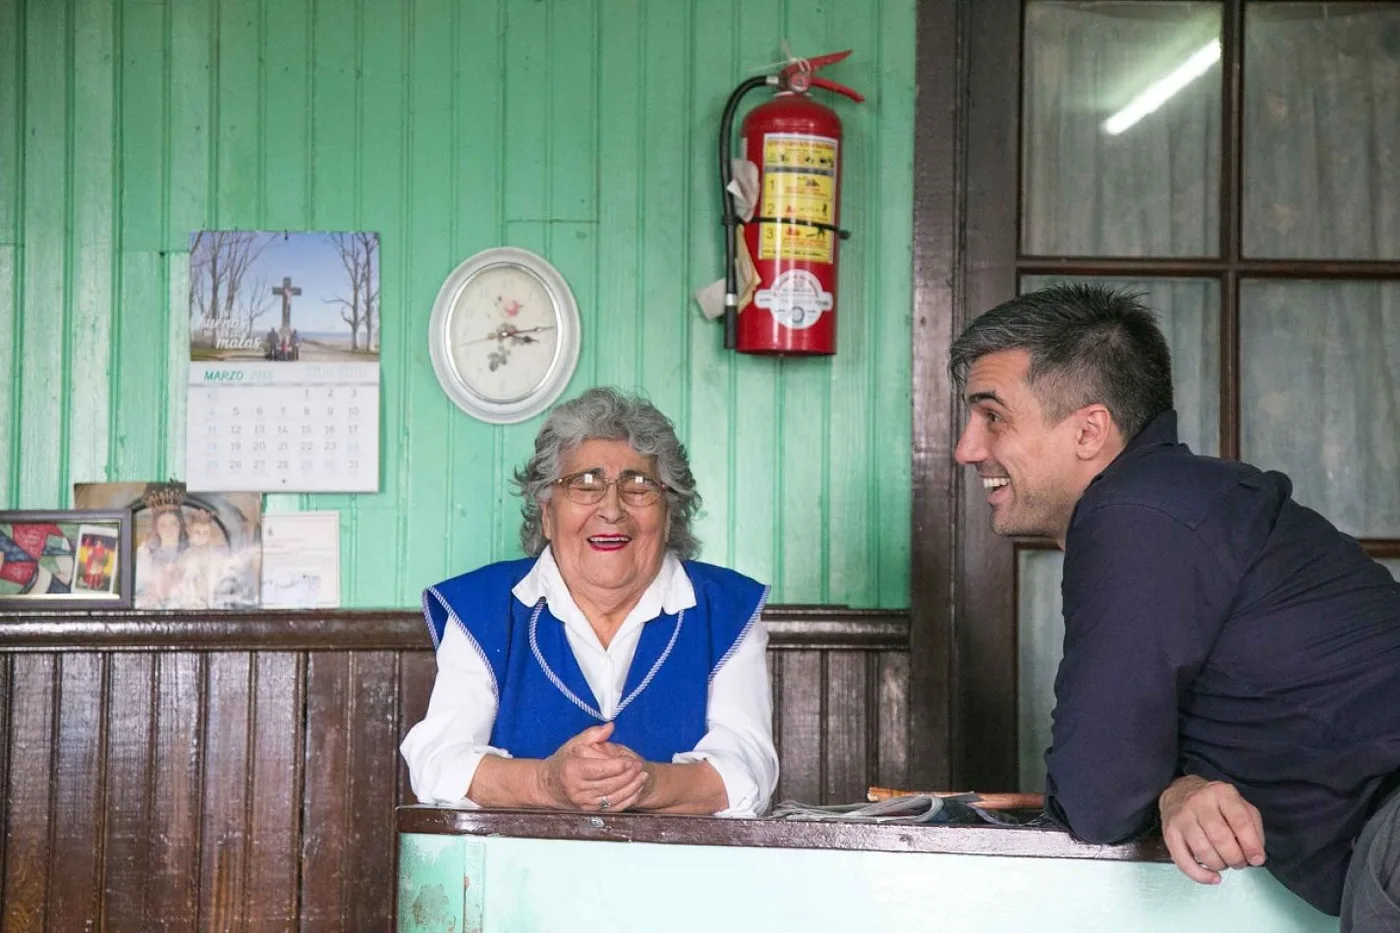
[1074,404,1118,461]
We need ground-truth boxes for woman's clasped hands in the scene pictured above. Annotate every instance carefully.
[535,721,652,812]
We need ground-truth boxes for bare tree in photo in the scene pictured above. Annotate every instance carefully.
[239,275,276,337]
[329,232,379,352]
[222,232,271,320]
[359,233,379,351]
[189,231,272,323]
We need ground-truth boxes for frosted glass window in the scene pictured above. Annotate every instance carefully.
[1241,281,1400,537]
[1243,3,1400,259]
[1018,549,1065,793]
[1022,2,1221,257]
[1021,276,1220,455]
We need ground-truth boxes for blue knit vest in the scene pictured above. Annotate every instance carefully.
[421,557,767,762]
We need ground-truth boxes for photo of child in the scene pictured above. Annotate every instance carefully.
[72,525,119,594]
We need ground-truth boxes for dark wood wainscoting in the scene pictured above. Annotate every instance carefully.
[0,605,908,932]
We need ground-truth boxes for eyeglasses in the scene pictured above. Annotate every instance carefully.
[553,470,668,507]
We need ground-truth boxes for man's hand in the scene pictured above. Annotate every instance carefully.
[1158,775,1267,884]
[534,722,648,811]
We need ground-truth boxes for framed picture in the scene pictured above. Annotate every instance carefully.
[73,482,261,610]
[0,510,134,609]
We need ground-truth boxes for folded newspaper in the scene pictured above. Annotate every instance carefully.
[768,794,1048,826]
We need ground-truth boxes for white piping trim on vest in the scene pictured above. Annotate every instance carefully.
[425,585,499,702]
[527,598,686,723]
[710,584,769,686]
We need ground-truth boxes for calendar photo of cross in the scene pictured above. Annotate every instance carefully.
[186,230,382,493]
[189,231,380,364]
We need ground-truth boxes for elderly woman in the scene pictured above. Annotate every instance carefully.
[400,387,778,817]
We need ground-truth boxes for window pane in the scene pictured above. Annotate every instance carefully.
[1244,3,1400,259]
[1021,276,1221,454]
[1022,2,1221,257]
[1240,281,1400,537]
[1018,549,1064,793]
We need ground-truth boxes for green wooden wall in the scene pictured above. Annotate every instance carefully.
[0,0,915,608]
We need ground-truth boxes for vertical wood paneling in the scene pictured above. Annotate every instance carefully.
[776,2,836,603]
[167,0,212,246]
[823,653,869,803]
[112,251,166,480]
[445,0,506,579]
[2,654,55,933]
[0,656,9,908]
[595,0,640,391]
[216,0,263,224]
[346,652,401,929]
[873,0,917,607]
[67,0,117,494]
[246,654,302,932]
[876,651,910,789]
[49,655,106,931]
[827,0,879,607]
[729,0,784,593]
[300,653,350,931]
[149,654,204,932]
[776,650,823,803]
[113,0,168,483]
[397,650,436,804]
[347,0,406,607]
[103,654,155,933]
[0,0,20,509]
[401,0,460,591]
[0,0,20,245]
[263,0,311,231]
[17,0,68,509]
[198,653,253,933]
[0,245,16,508]
[685,0,736,570]
[3,0,915,609]
[637,1,689,417]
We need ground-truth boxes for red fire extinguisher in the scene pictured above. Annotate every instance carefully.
[718,51,864,355]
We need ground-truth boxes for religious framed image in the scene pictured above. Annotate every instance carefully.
[0,509,134,609]
[73,481,262,610]
[184,230,381,492]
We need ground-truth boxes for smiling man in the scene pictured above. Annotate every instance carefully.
[949,284,1400,928]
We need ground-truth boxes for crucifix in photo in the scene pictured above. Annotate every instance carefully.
[273,276,302,331]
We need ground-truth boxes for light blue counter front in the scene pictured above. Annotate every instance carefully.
[396,807,1339,933]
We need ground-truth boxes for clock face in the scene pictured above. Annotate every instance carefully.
[446,265,561,403]
[428,248,581,424]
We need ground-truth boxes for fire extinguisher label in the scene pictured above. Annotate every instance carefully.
[759,133,838,264]
[754,269,834,330]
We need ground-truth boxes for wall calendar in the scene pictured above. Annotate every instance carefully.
[183,230,381,493]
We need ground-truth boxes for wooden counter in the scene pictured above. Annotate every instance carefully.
[396,807,1339,933]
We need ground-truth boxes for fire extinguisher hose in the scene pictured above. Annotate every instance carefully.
[719,75,773,350]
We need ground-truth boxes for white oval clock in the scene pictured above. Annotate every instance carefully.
[428,247,581,424]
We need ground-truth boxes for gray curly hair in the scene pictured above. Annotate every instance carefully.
[513,386,702,560]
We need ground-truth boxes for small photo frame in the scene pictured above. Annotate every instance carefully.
[0,510,134,609]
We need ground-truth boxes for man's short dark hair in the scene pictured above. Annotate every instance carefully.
[949,284,1174,441]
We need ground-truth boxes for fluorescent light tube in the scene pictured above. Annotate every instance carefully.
[1104,39,1222,136]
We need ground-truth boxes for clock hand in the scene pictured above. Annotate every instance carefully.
[455,323,558,347]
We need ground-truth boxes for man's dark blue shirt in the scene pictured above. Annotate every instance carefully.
[1043,410,1400,915]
